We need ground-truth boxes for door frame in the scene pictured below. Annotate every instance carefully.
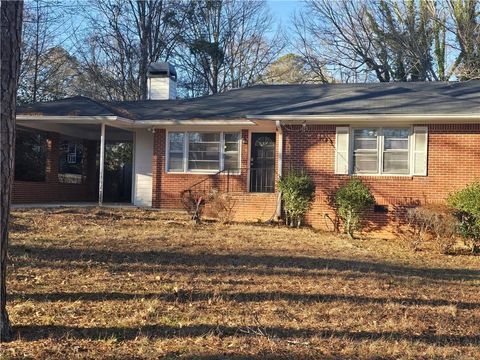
[248,131,276,193]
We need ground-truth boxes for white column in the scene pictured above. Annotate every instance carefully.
[98,123,106,206]
[276,120,283,219]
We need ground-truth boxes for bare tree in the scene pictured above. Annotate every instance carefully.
[293,0,453,82]
[293,0,391,83]
[1,0,23,342]
[177,0,284,97]
[448,0,479,80]
[76,0,185,101]
[367,0,438,81]
[18,0,79,104]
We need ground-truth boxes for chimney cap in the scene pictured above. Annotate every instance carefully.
[147,62,177,80]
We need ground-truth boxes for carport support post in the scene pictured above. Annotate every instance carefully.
[99,123,105,206]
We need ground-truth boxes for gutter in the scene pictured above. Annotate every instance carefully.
[16,115,256,127]
[247,114,480,124]
[276,120,283,220]
[16,115,124,122]
[134,119,257,126]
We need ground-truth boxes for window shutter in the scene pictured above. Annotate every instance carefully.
[335,127,350,174]
[412,126,428,176]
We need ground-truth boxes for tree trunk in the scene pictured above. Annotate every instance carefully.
[0,0,23,342]
[136,0,148,101]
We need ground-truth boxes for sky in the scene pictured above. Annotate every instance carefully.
[267,0,302,30]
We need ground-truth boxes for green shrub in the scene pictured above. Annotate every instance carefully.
[278,171,316,227]
[447,182,480,253]
[334,178,375,238]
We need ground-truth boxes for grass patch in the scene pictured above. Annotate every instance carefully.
[2,207,480,359]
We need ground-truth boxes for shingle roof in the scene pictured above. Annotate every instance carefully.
[17,81,480,121]
[17,96,116,117]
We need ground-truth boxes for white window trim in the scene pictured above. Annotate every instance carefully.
[166,130,242,175]
[349,126,413,176]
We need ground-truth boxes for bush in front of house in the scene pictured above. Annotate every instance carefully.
[278,171,316,227]
[334,178,375,238]
[406,205,458,254]
[447,182,480,253]
[207,189,237,224]
[181,190,208,224]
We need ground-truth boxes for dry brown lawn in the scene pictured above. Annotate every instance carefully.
[1,207,480,359]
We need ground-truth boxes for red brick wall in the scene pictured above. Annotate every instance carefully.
[12,181,93,203]
[283,124,480,230]
[152,129,278,221]
[12,132,97,204]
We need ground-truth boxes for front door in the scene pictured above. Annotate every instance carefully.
[250,133,276,193]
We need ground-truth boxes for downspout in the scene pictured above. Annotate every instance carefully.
[276,120,283,220]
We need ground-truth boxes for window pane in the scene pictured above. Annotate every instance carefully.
[225,142,238,152]
[224,132,240,170]
[189,132,220,143]
[384,128,409,150]
[169,132,184,152]
[354,153,378,173]
[224,153,239,170]
[224,133,240,143]
[383,152,409,174]
[168,132,184,171]
[168,153,184,171]
[354,129,378,150]
[188,160,219,170]
[189,149,219,161]
[383,128,409,174]
[58,138,85,184]
[189,142,220,153]
[353,129,378,173]
[188,132,220,171]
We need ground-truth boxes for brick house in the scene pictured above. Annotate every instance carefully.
[14,63,480,230]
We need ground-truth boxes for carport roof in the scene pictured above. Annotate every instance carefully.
[17,96,117,117]
[16,80,480,121]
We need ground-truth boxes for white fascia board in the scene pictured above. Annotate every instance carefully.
[16,115,136,129]
[15,115,256,128]
[17,115,120,122]
[133,119,257,127]
[246,114,480,124]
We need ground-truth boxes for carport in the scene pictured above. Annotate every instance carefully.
[15,114,135,206]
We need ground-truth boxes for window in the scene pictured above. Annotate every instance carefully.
[353,129,378,174]
[383,128,409,174]
[58,137,85,184]
[168,132,184,172]
[188,132,220,171]
[224,132,240,170]
[167,131,241,173]
[352,127,410,175]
